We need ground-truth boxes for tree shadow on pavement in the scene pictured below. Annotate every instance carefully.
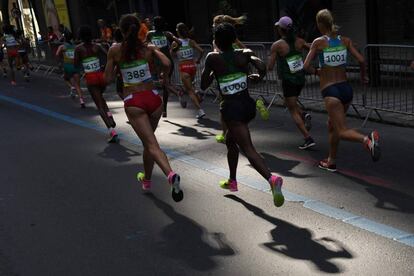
[145,194,236,271]
[98,143,141,163]
[225,195,353,274]
[247,152,312,179]
[164,120,215,140]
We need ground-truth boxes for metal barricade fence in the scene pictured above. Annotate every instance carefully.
[364,44,414,119]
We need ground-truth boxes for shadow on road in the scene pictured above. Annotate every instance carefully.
[194,117,223,131]
[248,152,312,179]
[98,143,141,163]
[164,120,215,140]
[145,194,236,271]
[225,195,353,274]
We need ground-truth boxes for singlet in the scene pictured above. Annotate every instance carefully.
[81,45,101,74]
[276,38,305,85]
[119,54,152,88]
[217,51,248,97]
[318,35,347,68]
[177,38,194,62]
[63,43,75,64]
[4,34,18,47]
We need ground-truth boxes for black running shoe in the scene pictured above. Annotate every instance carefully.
[366,130,381,162]
[303,112,312,131]
[299,137,316,150]
[168,173,184,202]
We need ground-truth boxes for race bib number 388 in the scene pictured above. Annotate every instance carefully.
[323,45,347,67]
[82,57,100,73]
[120,60,152,86]
[286,55,304,73]
[219,73,248,95]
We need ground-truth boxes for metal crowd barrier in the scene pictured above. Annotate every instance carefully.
[363,44,414,123]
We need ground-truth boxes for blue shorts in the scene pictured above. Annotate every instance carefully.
[322,82,353,105]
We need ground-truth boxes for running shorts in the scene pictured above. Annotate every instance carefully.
[123,90,162,115]
[179,61,196,78]
[321,82,353,105]
[85,71,106,88]
[220,91,256,123]
[282,79,304,98]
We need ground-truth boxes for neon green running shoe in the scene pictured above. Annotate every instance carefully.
[270,175,284,207]
[137,172,151,191]
[256,99,270,121]
[219,179,238,192]
[216,134,226,144]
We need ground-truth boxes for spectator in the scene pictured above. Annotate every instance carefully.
[138,17,151,42]
[97,19,112,43]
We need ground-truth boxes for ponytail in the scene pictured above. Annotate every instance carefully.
[316,9,339,35]
[119,14,144,62]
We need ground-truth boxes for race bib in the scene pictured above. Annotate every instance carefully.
[286,55,304,73]
[5,36,17,47]
[65,49,75,60]
[219,73,248,95]
[120,59,152,86]
[82,57,100,73]
[178,46,193,61]
[151,36,168,48]
[323,45,347,67]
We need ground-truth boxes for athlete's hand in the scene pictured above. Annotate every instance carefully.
[248,74,261,83]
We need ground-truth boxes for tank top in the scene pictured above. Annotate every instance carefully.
[217,51,248,97]
[81,45,101,74]
[4,34,18,47]
[276,38,305,85]
[63,43,75,64]
[318,35,347,68]
[119,54,152,88]
[177,38,194,62]
[149,31,169,50]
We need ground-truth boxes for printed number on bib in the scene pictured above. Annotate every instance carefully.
[287,55,304,73]
[82,57,100,73]
[323,46,347,67]
[178,46,193,60]
[152,36,168,48]
[65,50,75,59]
[219,73,248,95]
[120,60,151,86]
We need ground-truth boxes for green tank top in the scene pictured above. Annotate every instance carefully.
[276,38,305,85]
[217,51,248,96]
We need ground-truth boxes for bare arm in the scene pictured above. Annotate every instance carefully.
[345,37,367,83]
[267,42,278,71]
[190,40,204,64]
[151,45,171,83]
[246,49,266,82]
[235,39,245,49]
[200,53,215,90]
[165,32,182,46]
[104,46,117,84]
[56,45,64,59]
[303,39,319,75]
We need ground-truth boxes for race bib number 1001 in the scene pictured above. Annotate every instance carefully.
[82,57,100,73]
[323,45,347,67]
[286,55,304,73]
[219,73,248,95]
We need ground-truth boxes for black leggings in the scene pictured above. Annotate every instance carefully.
[225,121,271,181]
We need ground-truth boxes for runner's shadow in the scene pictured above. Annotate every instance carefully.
[247,152,311,179]
[225,195,353,274]
[164,120,215,140]
[194,117,223,131]
[145,194,235,271]
[98,143,141,163]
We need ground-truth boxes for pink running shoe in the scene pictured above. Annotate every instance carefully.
[137,172,151,191]
[219,179,238,192]
[269,175,284,207]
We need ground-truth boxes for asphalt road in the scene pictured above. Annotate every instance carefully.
[0,73,413,275]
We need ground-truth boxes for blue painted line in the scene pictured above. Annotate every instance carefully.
[1,93,413,248]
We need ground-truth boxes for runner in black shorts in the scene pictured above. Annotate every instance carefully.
[201,23,285,207]
[268,16,315,150]
[304,9,380,171]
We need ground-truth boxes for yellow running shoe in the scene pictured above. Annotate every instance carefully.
[256,99,270,120]
[216,134,226,144]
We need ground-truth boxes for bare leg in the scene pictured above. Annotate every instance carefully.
[126,105,173,177]
[227,121,272,180]
[285,97,309,138]
[181,73,201,110]
[88,86,115,128]
[225,130,239,180]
